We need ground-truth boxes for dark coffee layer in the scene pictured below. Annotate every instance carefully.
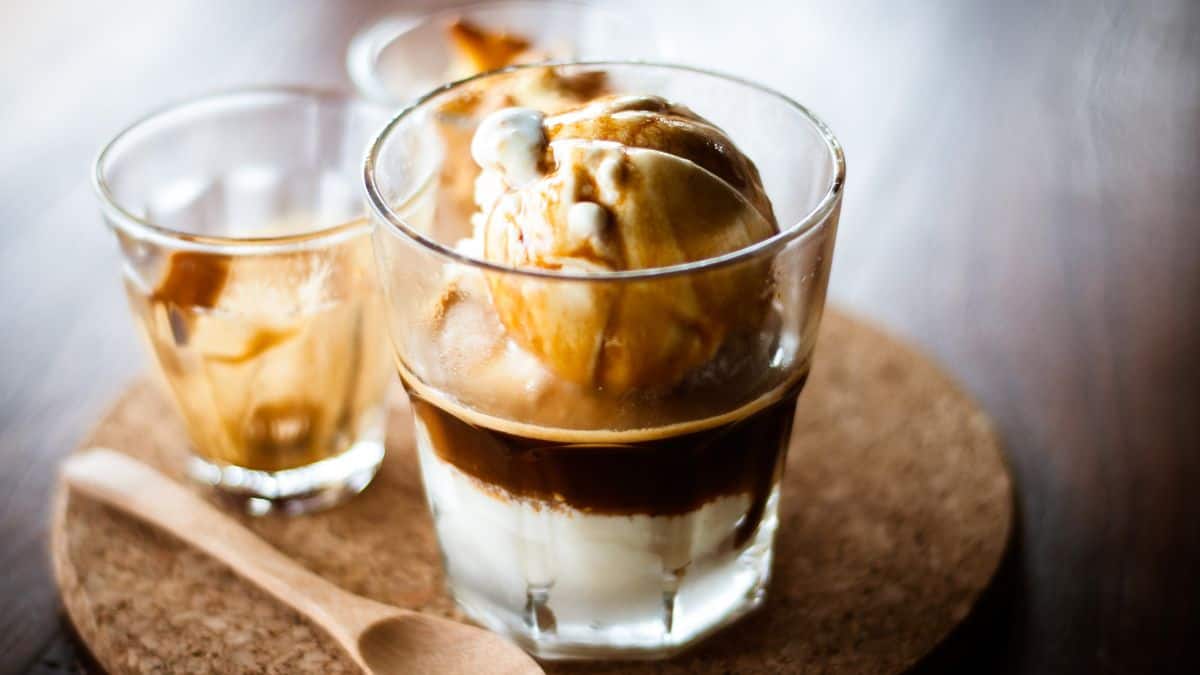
[407,376,804,544]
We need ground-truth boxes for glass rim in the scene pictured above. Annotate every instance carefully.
[93,85,378,254]
[347,0,647,106]
[363,60,846,283]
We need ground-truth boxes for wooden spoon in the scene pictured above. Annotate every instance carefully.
[61,448,543,675]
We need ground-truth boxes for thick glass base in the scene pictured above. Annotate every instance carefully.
[456,510,776,661]
[187,439,384,515]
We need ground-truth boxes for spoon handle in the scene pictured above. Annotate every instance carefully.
[60,448,386,643]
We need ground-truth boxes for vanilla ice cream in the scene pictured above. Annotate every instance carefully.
[469,95,778,391]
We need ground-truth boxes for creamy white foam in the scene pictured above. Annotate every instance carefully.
[470,107,546,189]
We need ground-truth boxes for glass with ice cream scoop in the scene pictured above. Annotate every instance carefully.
[365,63,844,659]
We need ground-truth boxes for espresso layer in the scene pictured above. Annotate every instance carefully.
[407,376,803,543]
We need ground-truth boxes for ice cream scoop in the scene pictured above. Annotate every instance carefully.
[432,58,608,232]
[469,95,778,392]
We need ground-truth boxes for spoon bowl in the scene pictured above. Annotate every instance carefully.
[359,614,540,675]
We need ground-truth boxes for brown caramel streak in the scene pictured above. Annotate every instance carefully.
[551,70,609,101]
[547,109,749,192]
[429,285,461,327]
[203,327,297,365]
[151,252,231,308]
[436,89,484,117]
[446,19,531,72]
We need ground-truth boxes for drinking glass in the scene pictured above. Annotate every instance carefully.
[347,0,659,106]
[94,88,393,514]
[366,63,844,658]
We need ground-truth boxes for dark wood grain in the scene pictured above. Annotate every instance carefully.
[2,1,1197,673]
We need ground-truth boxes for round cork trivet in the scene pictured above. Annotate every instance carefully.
[51,308,1012,674]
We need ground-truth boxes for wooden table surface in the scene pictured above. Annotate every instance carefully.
[2,1,1197,673]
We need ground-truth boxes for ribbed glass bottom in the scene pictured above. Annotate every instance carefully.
[416,437,779,660]
[188,438,384,515]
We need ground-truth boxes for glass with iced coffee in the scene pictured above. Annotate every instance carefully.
[94,89,393,514]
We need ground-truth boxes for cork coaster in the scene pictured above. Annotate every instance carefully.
[51,308,1013,674]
